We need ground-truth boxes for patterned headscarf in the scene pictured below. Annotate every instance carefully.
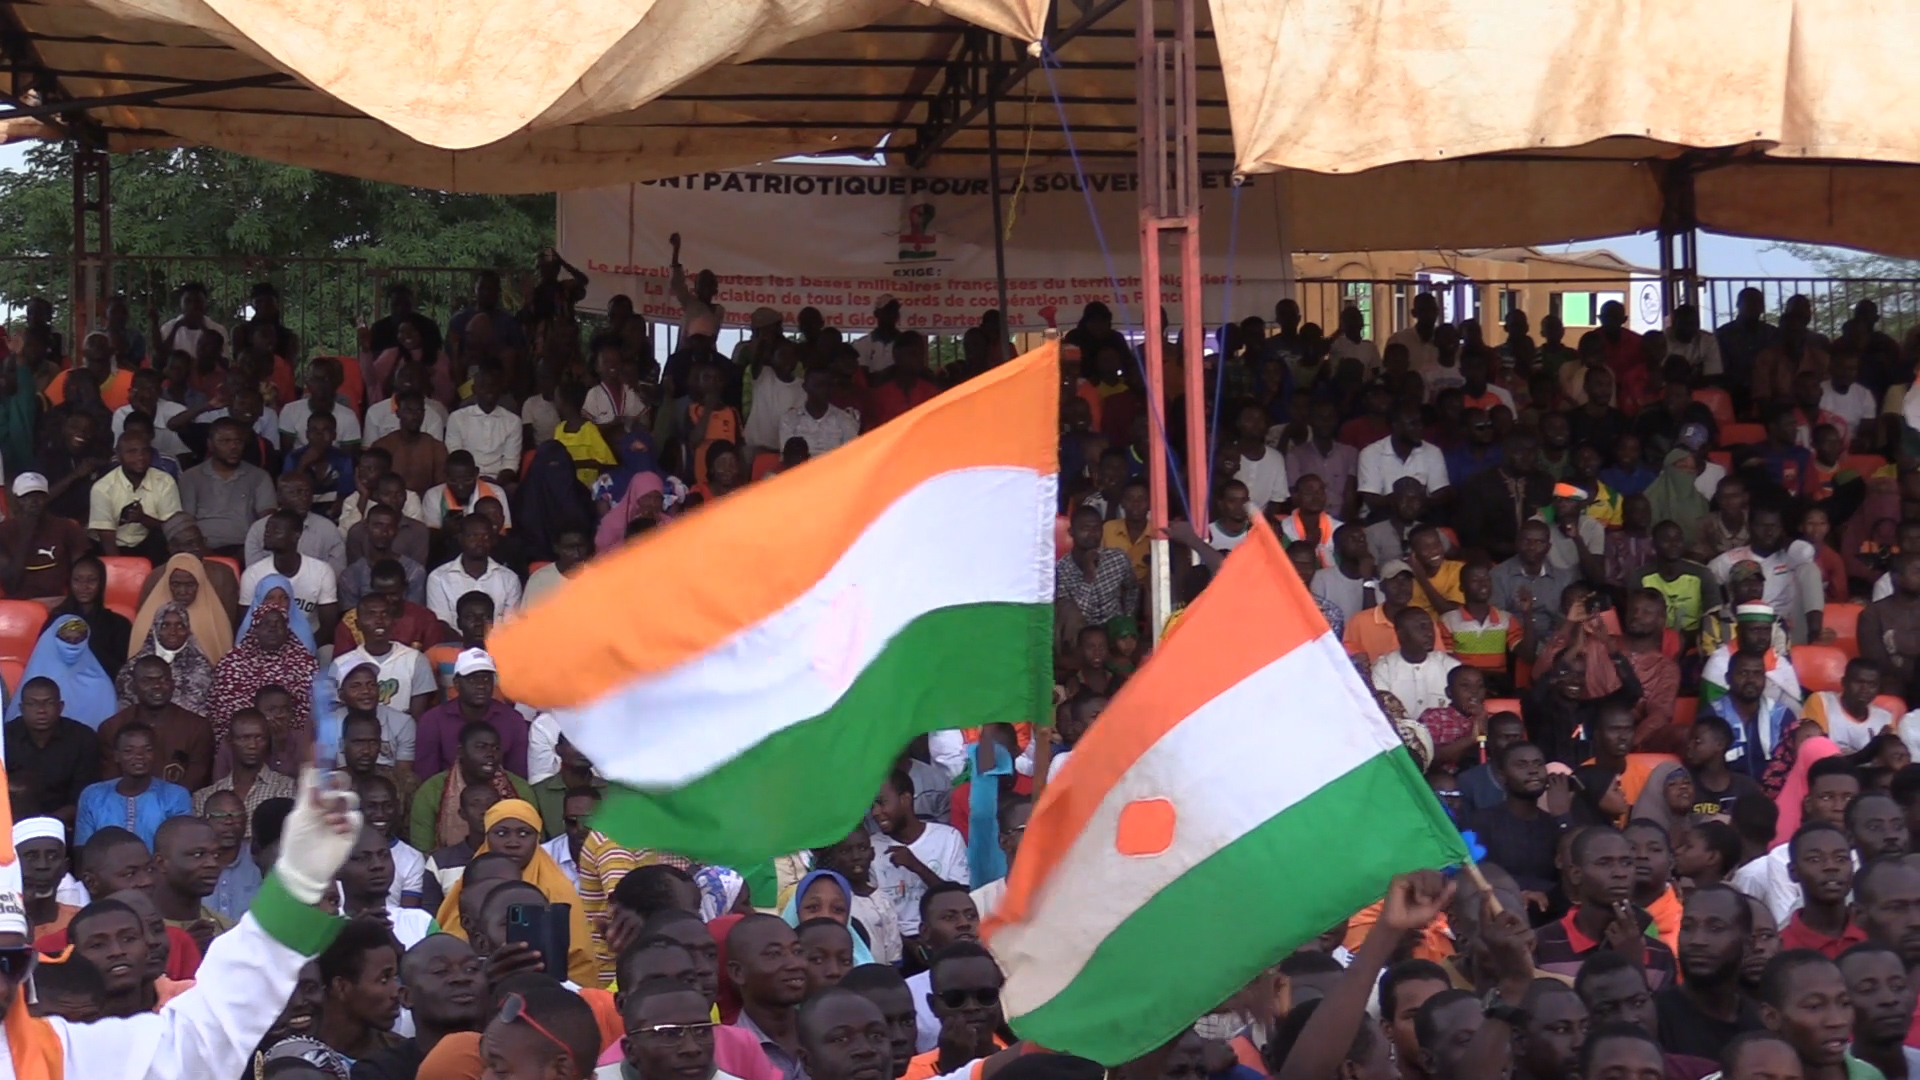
[206,591,316,743]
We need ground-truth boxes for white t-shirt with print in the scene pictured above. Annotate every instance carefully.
[333,643,437,710]
[871,822,970,936]
[239,555,338,637]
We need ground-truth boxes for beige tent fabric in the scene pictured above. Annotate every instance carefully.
[74,0,1046,150]
[1214,0,1920,176]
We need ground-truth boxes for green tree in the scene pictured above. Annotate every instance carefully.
[1772,242,1920,340]
[0,143,554,354]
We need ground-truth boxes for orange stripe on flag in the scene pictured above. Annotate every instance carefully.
[986,518,1323,931]
[492,342,1060,708]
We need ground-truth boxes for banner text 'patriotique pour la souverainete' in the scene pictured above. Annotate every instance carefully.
[555,164,1295,334]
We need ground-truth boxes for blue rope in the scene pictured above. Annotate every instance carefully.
[1207,181,1244,481]
[1039,43,1192,521]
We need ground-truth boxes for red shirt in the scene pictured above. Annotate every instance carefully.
[867,378,941,430]
[1778,911,1867,958]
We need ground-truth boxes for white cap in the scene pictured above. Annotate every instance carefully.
[11,818,63,848]
[874,294,899,313]
[453,648,497,677]
[10,472,48,497]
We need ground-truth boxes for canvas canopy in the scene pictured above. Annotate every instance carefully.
[5,0,1920,255]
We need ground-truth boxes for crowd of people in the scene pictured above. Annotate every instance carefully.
[6,257,1920,1080]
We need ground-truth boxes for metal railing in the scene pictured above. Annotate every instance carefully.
[0,256,522,358]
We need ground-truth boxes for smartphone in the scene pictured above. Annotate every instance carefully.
[507,902,571,978]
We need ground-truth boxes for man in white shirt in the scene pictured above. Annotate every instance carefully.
[1708,507,1826,644]
[745,342,806,457]
[853,296,904,373]
[113,369,191,458]
[1820,350,1877,442]
[1385,293,1441,372]
[156,280,229,359]
[1370,607,1461,715]
[1664,304,1724,377]
[444,366,523,482]
[364,364,449,445]
[244,470,348,574]
[333,593,439,716]
[1326,306,1381,377]
[1357,405,1450,518]
[427,514,523,625]
[780,369,860,458]
[278,359,362,450]
[358,773,426,907]
[868,768,969,937]
[1229,402,1289,516]
[239,509,340,643]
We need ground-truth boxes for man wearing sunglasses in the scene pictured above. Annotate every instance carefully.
[0,761,363,1080]
[608,975,726,1080]
[903,942,1006,1080]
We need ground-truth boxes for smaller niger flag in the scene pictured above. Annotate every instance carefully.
[984,516,1465,1066]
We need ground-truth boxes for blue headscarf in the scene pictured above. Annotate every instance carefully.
[236,572,317,655]
[781,868,876,966]
[966,741,1012,887]
[10,615,118,728]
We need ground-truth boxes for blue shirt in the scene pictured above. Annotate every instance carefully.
[208,854,263,922]
[1709,695,1798,780]
[74,777,193,847]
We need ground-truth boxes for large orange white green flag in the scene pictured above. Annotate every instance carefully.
[984,516,1464,1065]
[489,343,1058,866]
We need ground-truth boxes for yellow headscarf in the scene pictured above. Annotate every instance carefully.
[432,799,603,988]
[129,554,235,663]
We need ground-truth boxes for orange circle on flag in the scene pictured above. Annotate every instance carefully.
[1114,797,1176,857]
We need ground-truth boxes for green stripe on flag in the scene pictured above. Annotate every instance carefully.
[591,600,1053,869]
[1007,748,1464,1065]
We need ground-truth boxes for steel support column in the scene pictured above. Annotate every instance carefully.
[71,146,110,358]
[1139,0,1206,641]
[985,35,1011,327]
[1658,160,1700,314]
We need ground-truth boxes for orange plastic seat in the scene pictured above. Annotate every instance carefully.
[0,659,24,694]
[1691,388,1735,428]
[99,555,151,615]
[1484,697,1523,718]
[1792,644,1850,695]
[1670,697,1698,729]
[750,452,780,481]
[1823,602,1864,658]
[1717,422,1767,448]
[0,601,46,662]
[1874,693,1908,718]
[206,555,242,580]
[1708,450,1733,471]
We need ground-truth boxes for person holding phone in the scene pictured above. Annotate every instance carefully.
[431,799,602,988]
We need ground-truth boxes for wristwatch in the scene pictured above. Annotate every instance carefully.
[1481,988,1530,1027]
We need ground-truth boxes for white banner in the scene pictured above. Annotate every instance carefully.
[556,164,1295,333]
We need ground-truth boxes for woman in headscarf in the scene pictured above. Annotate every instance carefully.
[695,866,748,922]
[1570,763,1630,827]
[1629,761,1695,833]
[115,601,215,714]
[9,615,119,727]
[594,472,672,553]
[513,441,597,564]
[207,585,317,744]
[1769,733,1844,844]
[809,829,903,964]
[431,799,602,988]
[1643,448,1711,539]
[47,555,131,676]
[129,553,234,663]
[779,868,876,967]
[235,572,320,656]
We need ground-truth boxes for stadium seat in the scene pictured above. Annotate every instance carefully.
[1670,697,1698,729]
[1691,388,1734,428]
[1792,644,1850,694]
[1874,694,1908,718]
[1484,697,1522,718]
[99,555,151,614]
[207,555,242,580]
[1823,602,1864,658]
[0,601,45,662]
[751,452,780,481]
[1717,422,1766,448]
[1708,450,1733,471]
[1841,454,1890,479]
[0,659,23,695]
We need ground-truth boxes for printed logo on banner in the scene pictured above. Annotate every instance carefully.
[899,203,938,260]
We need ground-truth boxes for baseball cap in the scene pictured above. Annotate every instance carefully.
[874,294,899,313]
[1728,560,1766,584]
[453,648,497,677]
[1678,422,1711,452]
[749,306,782,330]
[1380,559,1414,579]
[10,472,47,497]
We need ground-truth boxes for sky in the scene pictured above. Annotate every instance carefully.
[0,139,1850,277]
